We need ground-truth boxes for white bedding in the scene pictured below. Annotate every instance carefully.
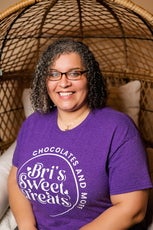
[0,208,16,230]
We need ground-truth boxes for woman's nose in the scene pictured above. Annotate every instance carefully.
[59,74,72,88]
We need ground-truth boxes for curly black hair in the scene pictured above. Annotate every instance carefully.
[31,38,107,113]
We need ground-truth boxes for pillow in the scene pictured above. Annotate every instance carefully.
[0,141,16,220]
[0,208,17,229]
[22,88,34,118]
[106,80,141,126]
[0,88,33,221]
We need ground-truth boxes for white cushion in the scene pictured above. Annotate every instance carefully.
[0,88,33,220]
[0,142,16,220]
[106,80,141,126]
[22,88,34,118]
[0,208,17,229]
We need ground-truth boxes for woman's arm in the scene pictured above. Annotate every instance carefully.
[8,166,37,230]
[80,190,149,230]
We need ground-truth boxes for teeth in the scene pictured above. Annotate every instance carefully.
[59,92,73,96]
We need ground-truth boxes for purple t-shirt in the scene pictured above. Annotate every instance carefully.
[13,107,152,230]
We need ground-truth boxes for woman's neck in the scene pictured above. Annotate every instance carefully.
[57,106,91,131]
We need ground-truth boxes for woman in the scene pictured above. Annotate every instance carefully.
[8,38,152,230]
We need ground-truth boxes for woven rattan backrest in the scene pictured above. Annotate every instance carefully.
[1,0,153,154]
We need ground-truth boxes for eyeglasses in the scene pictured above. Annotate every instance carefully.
[47,69,88,81]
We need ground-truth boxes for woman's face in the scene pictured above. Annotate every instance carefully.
[46,53,89,113]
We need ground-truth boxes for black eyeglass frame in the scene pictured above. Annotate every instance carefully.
[47,70,88,81]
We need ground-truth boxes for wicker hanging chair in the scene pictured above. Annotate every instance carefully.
[0,1,153,228]
[1,0,153,154]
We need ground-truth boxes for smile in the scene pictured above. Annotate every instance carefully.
[59,92,73,96]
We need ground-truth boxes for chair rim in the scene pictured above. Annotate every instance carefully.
[0,0,153,23]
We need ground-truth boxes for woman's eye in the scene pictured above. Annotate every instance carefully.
[69,71,80,77]
[51,72,59,77]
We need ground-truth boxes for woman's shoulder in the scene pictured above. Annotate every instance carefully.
[25,110,55,121]
[93,107,140,142]
[93,107,137,132]
[95,106,132,121]
[21,110,56,130]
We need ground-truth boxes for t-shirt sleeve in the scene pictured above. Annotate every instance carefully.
[12,121,26,167]
[108,125,152,195]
